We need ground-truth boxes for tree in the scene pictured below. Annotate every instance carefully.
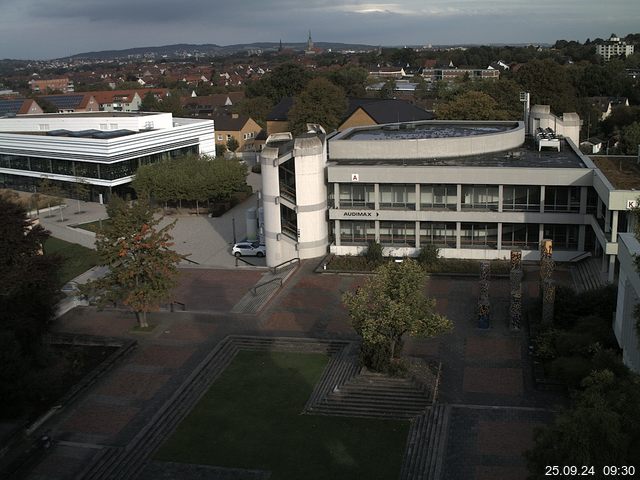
[288,77,347,134]
[73,177,90,214]
[234,96,273,127]
[226,136,240,153]
[140,91,160,111]
[245,63,313,103]
[38,176,65,221]
[378,79,397,99]
[0,194,60,416]
[618,121,640,155]
[342,260,452,371]
[514,59,577,114]
[526,369,640,477]
[436,90,511,120]
[329,66,369,97]
[83,197,182,328]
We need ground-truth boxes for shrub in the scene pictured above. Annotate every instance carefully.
[548,355,593,387]
[364,240,384,266]
[417,244,440,266]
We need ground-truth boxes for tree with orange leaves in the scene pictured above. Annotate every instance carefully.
[83,196,183,328]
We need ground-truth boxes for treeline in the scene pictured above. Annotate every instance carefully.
[132,155,248,212]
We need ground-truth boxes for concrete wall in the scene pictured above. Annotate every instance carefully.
[330,121,524,160]
[529,105,581,146]
[614,233,640,373]
[0,112,174,132]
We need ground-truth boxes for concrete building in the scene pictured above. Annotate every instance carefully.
[614,233,640,373]
[259,107,639,287]
[0,112,215,201]
[596,34,635,61]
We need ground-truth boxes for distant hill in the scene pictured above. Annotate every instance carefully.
[64,42,378,60]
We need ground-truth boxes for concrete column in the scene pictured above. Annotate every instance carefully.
[539,185,545,213]
[333,183,340,209]
[612,210,619,241]
[374,183,380,210]
[539,224,545,242]
[601,252,608,273]
[415,184,420,211]
[579,186,588,215]
[578,225,586,252]
[335,219,341,246]
[415,221,421,249]
[456,221,461,249]
[456,184,462,212]
[605,208,611,233]
[498,185,503,213]
[375,220,380,242]
[497,222,503,250]
[597,198,603,219]
[609,255,616,283]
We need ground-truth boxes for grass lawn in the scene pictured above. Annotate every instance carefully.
[155,350,409,480]
[44,237,99,285]
[74,218,111,233]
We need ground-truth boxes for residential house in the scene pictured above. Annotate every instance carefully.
[213,113,261,151]
[587,97,630,121]
[37,93,99,113]
[29,77,74,93]
[0,98,43,116]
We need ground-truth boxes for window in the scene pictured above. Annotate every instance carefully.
[502,223,539,249]
[278,159,296,202]
[420,184,457,210]
[460,223,498,249]
[461,185,499,210]
[502,186,540,211]
[544,186,580,212]
[379,184,416,209]
[420,222,456,247]
[340,221,375,245]
[339,183,375,209]
[543,224,578,250]
[280,205,298,240]
[380,221,415,247]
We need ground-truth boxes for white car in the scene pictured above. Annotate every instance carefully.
[232,242,266,257]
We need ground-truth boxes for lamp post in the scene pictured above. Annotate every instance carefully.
[605,137,616,155]
[232,216,237,244]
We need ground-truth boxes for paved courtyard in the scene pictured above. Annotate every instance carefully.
[21,261,565,480]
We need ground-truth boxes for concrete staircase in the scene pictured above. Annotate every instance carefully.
[78,336,351,480]
[399,404,450,480]
[571,257,608,293]
[231,263,299,314]
[309,369,432,420]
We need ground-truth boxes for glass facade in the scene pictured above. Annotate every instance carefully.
[339,221,376,245]
[379,184,416,209]
[0,145,198,181]
[379,221,415,246]
[544,186,580,212]
[503,186,540,211]
[280,204,298,240]
[420,222,457,247]
[544,224,579,250]
[461,223,498,249]
[278,159,296,202]
[461,185,499,210]
[339,184,375,209]
[502,223,539,249]
[420,184,457,210]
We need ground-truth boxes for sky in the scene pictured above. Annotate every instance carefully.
[1,0,638,60]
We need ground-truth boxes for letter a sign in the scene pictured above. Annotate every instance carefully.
[351,173,359,182]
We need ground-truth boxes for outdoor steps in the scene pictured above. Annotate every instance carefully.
[78,336,353,480]
[571,258,607,293]
[231,264,299,315]
[310,371,431,420]
[400,404,451,480]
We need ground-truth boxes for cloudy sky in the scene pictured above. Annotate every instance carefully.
[1,0,638,59]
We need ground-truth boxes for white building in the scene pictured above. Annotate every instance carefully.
[596,34,635,61]
[614,233,640,373]
[259,107,640,287]
[0,112,215,201]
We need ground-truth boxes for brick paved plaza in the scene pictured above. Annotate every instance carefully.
[23,262,565,480]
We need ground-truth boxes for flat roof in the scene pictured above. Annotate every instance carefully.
[342,122,516,141]
[331,137,586,168]
[590,156,640,189]
[8,112,160,119]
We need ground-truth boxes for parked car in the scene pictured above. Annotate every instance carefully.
[232,241,266,257]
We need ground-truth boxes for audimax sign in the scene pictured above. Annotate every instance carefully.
[343,211,379,217]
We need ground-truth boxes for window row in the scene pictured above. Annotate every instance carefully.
[338,221,579,250]
[335,184,582,213]
[0,145,198,181]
